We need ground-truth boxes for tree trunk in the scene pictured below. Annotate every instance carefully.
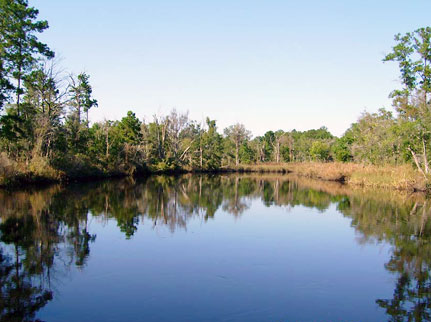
[105,126,110,158]
[423,138,429,174]
[161,122,167,159]
[408,146,427,178]
[46,138,51,158]
[16,41,23,116]
[276,142,280,163]
[424,58,428,107]
[180,144,192,161]
[77,93,81,124]
[235,141,239,166]
[16,68,22,116]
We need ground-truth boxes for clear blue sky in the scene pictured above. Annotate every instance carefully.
[33,0,431,136]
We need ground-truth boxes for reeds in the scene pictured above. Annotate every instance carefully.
[228,162,428,192]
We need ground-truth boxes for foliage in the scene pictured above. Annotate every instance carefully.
[383,27,431,177]
[0,0,54,112]
[0,2,430,188]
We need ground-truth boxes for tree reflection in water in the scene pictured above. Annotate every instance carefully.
[0,174,429,321]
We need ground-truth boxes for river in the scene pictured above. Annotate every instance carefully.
[0,174,429,321]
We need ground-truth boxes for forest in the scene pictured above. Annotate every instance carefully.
[0,0,431,188]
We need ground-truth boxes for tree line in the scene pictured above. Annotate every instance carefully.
[0,0,430,181]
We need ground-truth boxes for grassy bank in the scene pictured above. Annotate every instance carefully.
[1,153,428,192]
[234,162,429,192]
[0,153,134,187]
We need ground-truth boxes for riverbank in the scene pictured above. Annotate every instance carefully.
[0,156,428,192]
[234,162,429,192]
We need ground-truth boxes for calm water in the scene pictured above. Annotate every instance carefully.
[0,174,430,322]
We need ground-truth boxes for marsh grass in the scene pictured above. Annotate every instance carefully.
[229,162,428,191]
[0,155,428,192]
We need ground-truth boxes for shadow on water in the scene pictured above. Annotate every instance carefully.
[0,174,430,321]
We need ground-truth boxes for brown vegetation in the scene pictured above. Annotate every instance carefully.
[230,162,429,192]
[0,153,64,186]
[0,155,428,192]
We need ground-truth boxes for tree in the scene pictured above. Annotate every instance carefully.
[0,57,13,110]
[332,132,353,162]
[239,142,255,164]
[68,73,98,126]
[310,141,331,161]
[201,118,223,170]
[0,0,54,114]
[117,111,142,145]
[282,127,334,162]
[166,109,189,162]
[348,109,400,165]
[273,130,288,163]
[262,131,275,161]
[116,111,143,170]
[22,61,65,159]
[224,123,251,166]
[250,137,266,163]
[384,27,431,177]
[146,115,170,168]
[66,73,97,153]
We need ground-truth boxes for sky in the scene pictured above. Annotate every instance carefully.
[32,0,431,137]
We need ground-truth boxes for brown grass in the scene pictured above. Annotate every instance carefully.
[0,153,64,186]
[229,162,428,192]
[0,154,428,192]
[228,172,427,204]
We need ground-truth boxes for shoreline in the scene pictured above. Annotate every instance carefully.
[0,162,429,193]
[234,162,429,192]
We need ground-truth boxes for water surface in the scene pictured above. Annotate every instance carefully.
[0,174,430,321]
